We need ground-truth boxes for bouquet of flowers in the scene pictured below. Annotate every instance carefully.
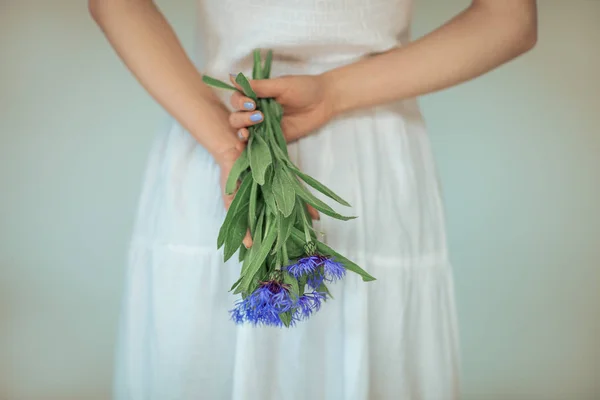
[202,49,375,327]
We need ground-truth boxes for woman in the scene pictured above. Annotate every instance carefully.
[90,0,537,399]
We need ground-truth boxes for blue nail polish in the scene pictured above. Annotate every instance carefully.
[243,101,255,110]
[250,112,263,122]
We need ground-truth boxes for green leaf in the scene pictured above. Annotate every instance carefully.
[299,200,316,233]
[272,166,296,217]
[224,207,248,262]
[289,227,305,247]
[249,132,273,185]
[260,166,277,213]
[239,219,278,293]
[263,50,273,79]
[249,180,258,233]
[240,209,265,277]
[283,271,300,299]
[286,240,304,260]
[291,168,351,207]
[233,250,252,293]
[288,227,375,282]
[269,134,288,161]
[272,146,350,207]
[288,172,355,221]
[286,239,305,260]
[294,199,318,242]
[225,148,249,195]
[265,108,288,156]
[264,106,287,157]
[217,174,252,248]
[274,210,294,253]
[238,244,247,263]
[271,101,284,121]
[297,274,307,296]
[316,240,376,282]
[230,275,243,292]
[279,311,292,327]
[202,75,237,91]
[252,49,263,80]
[249,260,269,294]
[315,282,333,299]
[235,73,257,99]
[254,209,265,249]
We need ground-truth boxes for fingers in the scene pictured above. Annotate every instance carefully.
[307,204,320,220]
[223,191,234,211]
[229,73,288,100]
[252,77,289,99]
[236,128,249,143]
[223,179,252,249]
[230,91,256,111]
[228,74,289,136]
[242,229,253,248]
[228,86,263,130]
[280,119,299,143]
[229,110,264,130]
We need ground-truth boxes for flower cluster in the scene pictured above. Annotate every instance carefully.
[205,51,376,327]
[293,291,327,321]
[230,255,346,327]
[286,255,346,289]
[230,280,294,326]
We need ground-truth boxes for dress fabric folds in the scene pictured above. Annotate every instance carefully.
[113,0,463,398]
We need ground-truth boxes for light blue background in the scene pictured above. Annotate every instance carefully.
[1,1,598,399]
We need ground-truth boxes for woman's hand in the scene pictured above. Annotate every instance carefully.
[212,145,255,249]
[227,74,337,143]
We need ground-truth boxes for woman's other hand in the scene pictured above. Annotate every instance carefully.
[227,74,337,143]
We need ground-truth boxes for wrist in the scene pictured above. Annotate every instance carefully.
[320,68,353,117]
[212,142,244,168]
[189,100,241,165]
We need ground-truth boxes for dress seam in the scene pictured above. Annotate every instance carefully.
[129,238,450,268]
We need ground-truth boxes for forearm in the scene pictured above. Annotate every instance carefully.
[89,0,238,158]
[324,1,537,114]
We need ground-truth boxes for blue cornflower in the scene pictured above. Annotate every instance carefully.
[292,291,328,321]
[285,255,320,278]
[309,291,327,312]
[287,254,347,289]
[230,302,247,324]
[295,296,314,319]
[230,280,295,327]
[306,272,325,290]
[322,257,346,282]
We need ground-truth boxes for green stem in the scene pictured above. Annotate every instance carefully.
[264,210,272,242]
[262,100,288,157]
[253,49,262,80]
[270,103,288,155]
[282,243,289,267]
[303,216,312,244]
[276,249,282,270]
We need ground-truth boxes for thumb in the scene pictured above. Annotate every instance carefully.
[229,73,288,100]
[250,77,288,99]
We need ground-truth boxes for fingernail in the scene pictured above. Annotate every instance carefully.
[229,73,237,80]
[250,112,263,122]
[243,101,255,110]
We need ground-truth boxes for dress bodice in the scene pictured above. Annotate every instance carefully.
[196,0,414,74]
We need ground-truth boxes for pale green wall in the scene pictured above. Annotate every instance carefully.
[0,1,598,399]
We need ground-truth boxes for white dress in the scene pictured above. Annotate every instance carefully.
[113,0,462,399]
